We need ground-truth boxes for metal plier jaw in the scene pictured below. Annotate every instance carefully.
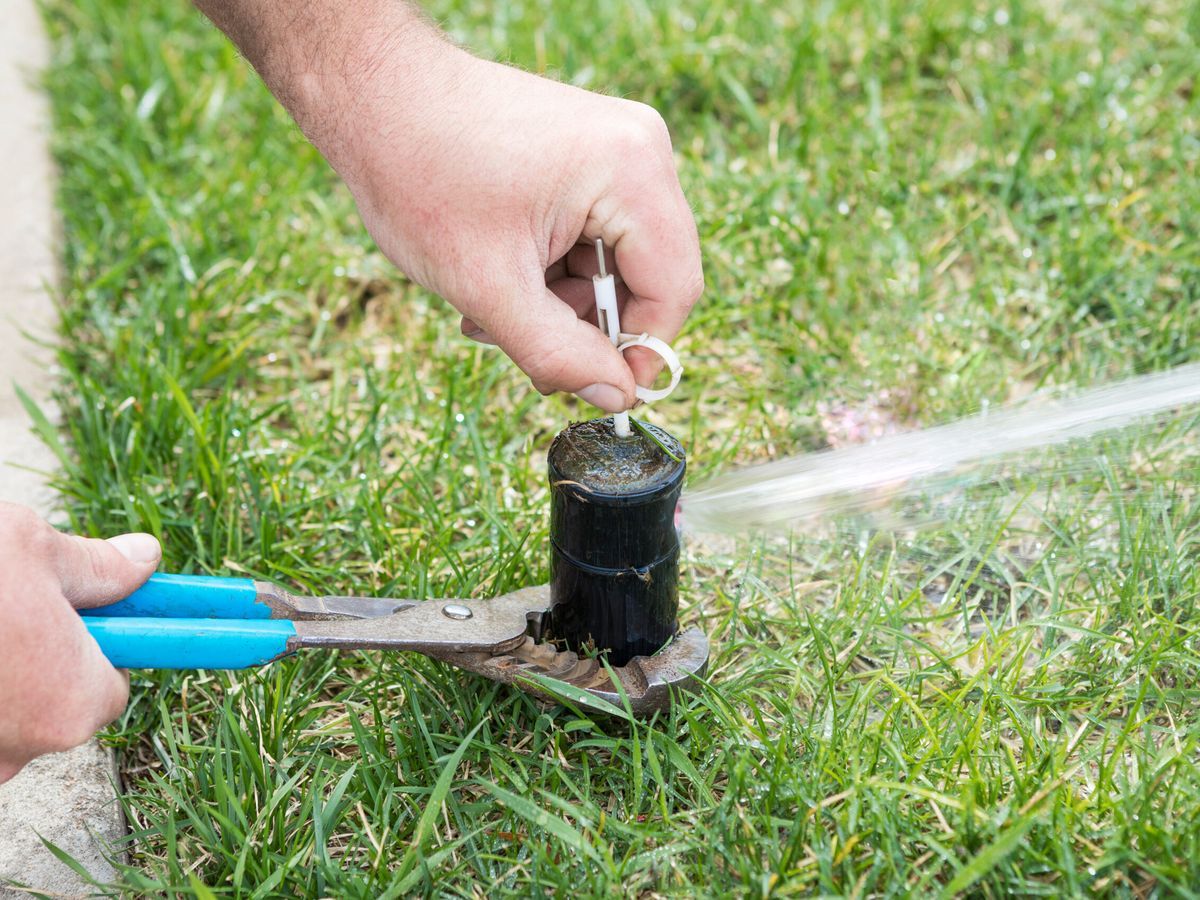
[84,575,708,718]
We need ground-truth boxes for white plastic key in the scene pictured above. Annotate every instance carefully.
[591,240,684,437]
[592,240,631,436]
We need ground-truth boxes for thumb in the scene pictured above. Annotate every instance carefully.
[486,284,637,412]
[54,531,162,609]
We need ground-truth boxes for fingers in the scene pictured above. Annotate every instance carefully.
[461,316,497,344]
[462,272,650,412]
[0,504,136,780]
[466,275,620,338]
[613,220,703,385]
[79,630,131,733]
[603,149,703,386]
[546,274,616,324]
[464,268,613,341]
[63,616,131,741]
[565,242,617,281]
[54,531,162,609]
[26,618,129,763]
[0,579,130,781]
[565,232,694,388]
[475,278,637,411]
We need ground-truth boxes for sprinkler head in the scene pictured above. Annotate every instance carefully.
[546,417,689,666]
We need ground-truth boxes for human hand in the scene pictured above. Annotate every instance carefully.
[0,503,160,783]
[338,54,704,412]
[197,2,703,413]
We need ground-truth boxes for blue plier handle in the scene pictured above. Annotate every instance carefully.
[81,574,301,669]
[80,572,538,670]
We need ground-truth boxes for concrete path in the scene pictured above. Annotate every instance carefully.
[0,0,126,894]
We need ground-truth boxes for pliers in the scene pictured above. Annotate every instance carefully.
[81,574,709,717]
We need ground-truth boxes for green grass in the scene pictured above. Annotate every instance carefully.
[27,0,1200,894]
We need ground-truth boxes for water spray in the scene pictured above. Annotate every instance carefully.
[683,363,1200,534]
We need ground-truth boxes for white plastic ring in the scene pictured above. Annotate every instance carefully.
[616,332,683,403]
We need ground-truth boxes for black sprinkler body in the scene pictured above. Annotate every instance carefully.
[547,417,686,666]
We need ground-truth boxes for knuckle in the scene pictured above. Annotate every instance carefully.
[629,101,671,142]
[613,102,673,159]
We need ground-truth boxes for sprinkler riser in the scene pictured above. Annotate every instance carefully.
[547,418,685,666]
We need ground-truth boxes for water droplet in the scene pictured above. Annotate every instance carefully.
[837,201,851,215]
[267,352,277,363]
[231,428,242,437]
[466,518,476,527]
[1022,247,1033,259]
[1076,71,1094,87]
[993,8,1010,25]
[1044,148,1057,161]
[455,413,465,423]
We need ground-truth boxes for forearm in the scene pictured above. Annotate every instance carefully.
[193,0,465,185]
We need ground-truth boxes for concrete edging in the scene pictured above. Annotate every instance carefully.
[0,0,127,894]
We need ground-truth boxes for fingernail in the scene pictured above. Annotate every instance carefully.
[107,533,161,564]
[465,330,498,346]
[576,383,628,413]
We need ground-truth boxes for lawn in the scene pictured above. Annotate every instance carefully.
[35,0,1200,894]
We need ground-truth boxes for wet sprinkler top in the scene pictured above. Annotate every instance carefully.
[548,417,685,498]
